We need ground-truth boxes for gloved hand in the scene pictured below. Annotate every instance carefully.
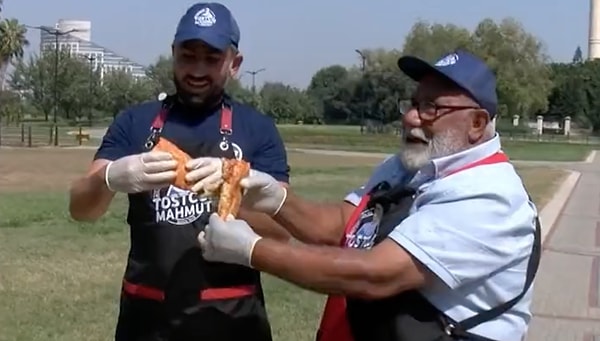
[105,151,177,193]
[239,170,287,216]
[183,157,287,215]
[198,213,262,267]
[185,157,223,194]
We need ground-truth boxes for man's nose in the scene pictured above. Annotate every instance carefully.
[402,107,422,128]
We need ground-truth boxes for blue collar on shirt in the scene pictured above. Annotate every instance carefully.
[407,134,503,187]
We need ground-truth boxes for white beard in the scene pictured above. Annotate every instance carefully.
[398,128,463,172]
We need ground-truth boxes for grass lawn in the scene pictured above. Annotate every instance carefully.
[277,125,595,162]
[0,148,567,341]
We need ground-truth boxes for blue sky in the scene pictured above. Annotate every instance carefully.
[3,0,591,88]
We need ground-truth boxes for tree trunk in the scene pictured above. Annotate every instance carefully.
[0,60,9,91]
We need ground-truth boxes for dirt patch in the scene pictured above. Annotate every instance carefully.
[288,152,382,168]
[0,148,94,192]
[0,148,382,192]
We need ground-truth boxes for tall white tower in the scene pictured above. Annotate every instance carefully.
[589,0,600,59]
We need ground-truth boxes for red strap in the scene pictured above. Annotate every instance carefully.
[444,152,509,177]
[122,280,255,301]
[123,280,165,301]
[199,285,254,300]
[150,104,233,133]
[151,108,168,130]
[220,105,233,134]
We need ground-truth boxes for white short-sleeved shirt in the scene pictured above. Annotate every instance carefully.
[344,135,537,341]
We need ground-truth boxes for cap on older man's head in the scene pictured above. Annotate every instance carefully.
[397,50,498,117]
[173,2,240,51]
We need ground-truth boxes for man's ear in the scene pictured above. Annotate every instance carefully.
[229,51,243,78]
[468,110,489,143]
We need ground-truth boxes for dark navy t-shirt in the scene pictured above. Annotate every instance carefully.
[94,98,289,183]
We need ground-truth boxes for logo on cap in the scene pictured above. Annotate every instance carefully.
[194,8,216,27]
[435,53,459,67]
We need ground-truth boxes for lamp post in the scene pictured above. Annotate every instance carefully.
[85,55,96,125]
[26,25,79,145]
[245,68,266,93]
[355,49,366,133]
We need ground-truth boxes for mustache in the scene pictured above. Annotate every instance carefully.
[404,128,429,143]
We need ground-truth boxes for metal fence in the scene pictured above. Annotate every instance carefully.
[0,124,100,147]
[1,123,599,148]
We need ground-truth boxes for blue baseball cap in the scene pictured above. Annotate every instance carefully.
[397,50,498,117]
[173,2,240,51]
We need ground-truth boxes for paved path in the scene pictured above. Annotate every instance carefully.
[525,153,600,341]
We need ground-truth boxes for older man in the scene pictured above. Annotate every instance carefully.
[193,50,541,341]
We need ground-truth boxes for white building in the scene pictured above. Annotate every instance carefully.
[39,19,147,79]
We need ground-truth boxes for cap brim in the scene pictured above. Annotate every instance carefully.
[173,32,230,51]
[397,56,468,94]
[397,56,439,82]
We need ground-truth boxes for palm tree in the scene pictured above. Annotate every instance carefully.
[0,18,29,90]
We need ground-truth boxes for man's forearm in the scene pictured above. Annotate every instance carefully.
[273,191,350,245]
[238,208,291,242]
[69,162,115,222]
[251,238,387,299]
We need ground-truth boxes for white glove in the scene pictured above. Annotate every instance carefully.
[239,170,287,216]
[182,157,287,215]
[185,157,223,194]
[105,151,177,193]
[198,213,262,267]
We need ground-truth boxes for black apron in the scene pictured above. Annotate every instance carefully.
[317,153,541,341]
[114,96,272,341]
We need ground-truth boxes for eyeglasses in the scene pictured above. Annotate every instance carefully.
[398,99,481,121]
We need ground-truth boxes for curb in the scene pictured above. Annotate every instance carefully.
[538,170,581,244]
[585,150,597,163]
[539,150,597,243]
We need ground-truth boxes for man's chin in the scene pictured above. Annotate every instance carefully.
[177,91,213,107]
[398,147,430,172]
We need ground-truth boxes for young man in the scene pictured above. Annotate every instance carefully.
[69,3,289,341]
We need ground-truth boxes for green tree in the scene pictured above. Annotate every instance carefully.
[470,18,552,121]
[0,18,28,90]
[546,63,586,123]
[98,70,154,117]
[260,82,318,123]
[10,49,93,122]
[575,61,600,132]
[146,55,175,95]
[0,89,23,124]
[349,48,412,131]
[402,21,472,62]
[307,65,355,123]
[226,77,259,108]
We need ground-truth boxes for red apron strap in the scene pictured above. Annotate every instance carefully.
[220,105,233,135]
[317,195,370,341]
[151,107,169,131]
[444,152,508,177]
[122,280,256,302]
